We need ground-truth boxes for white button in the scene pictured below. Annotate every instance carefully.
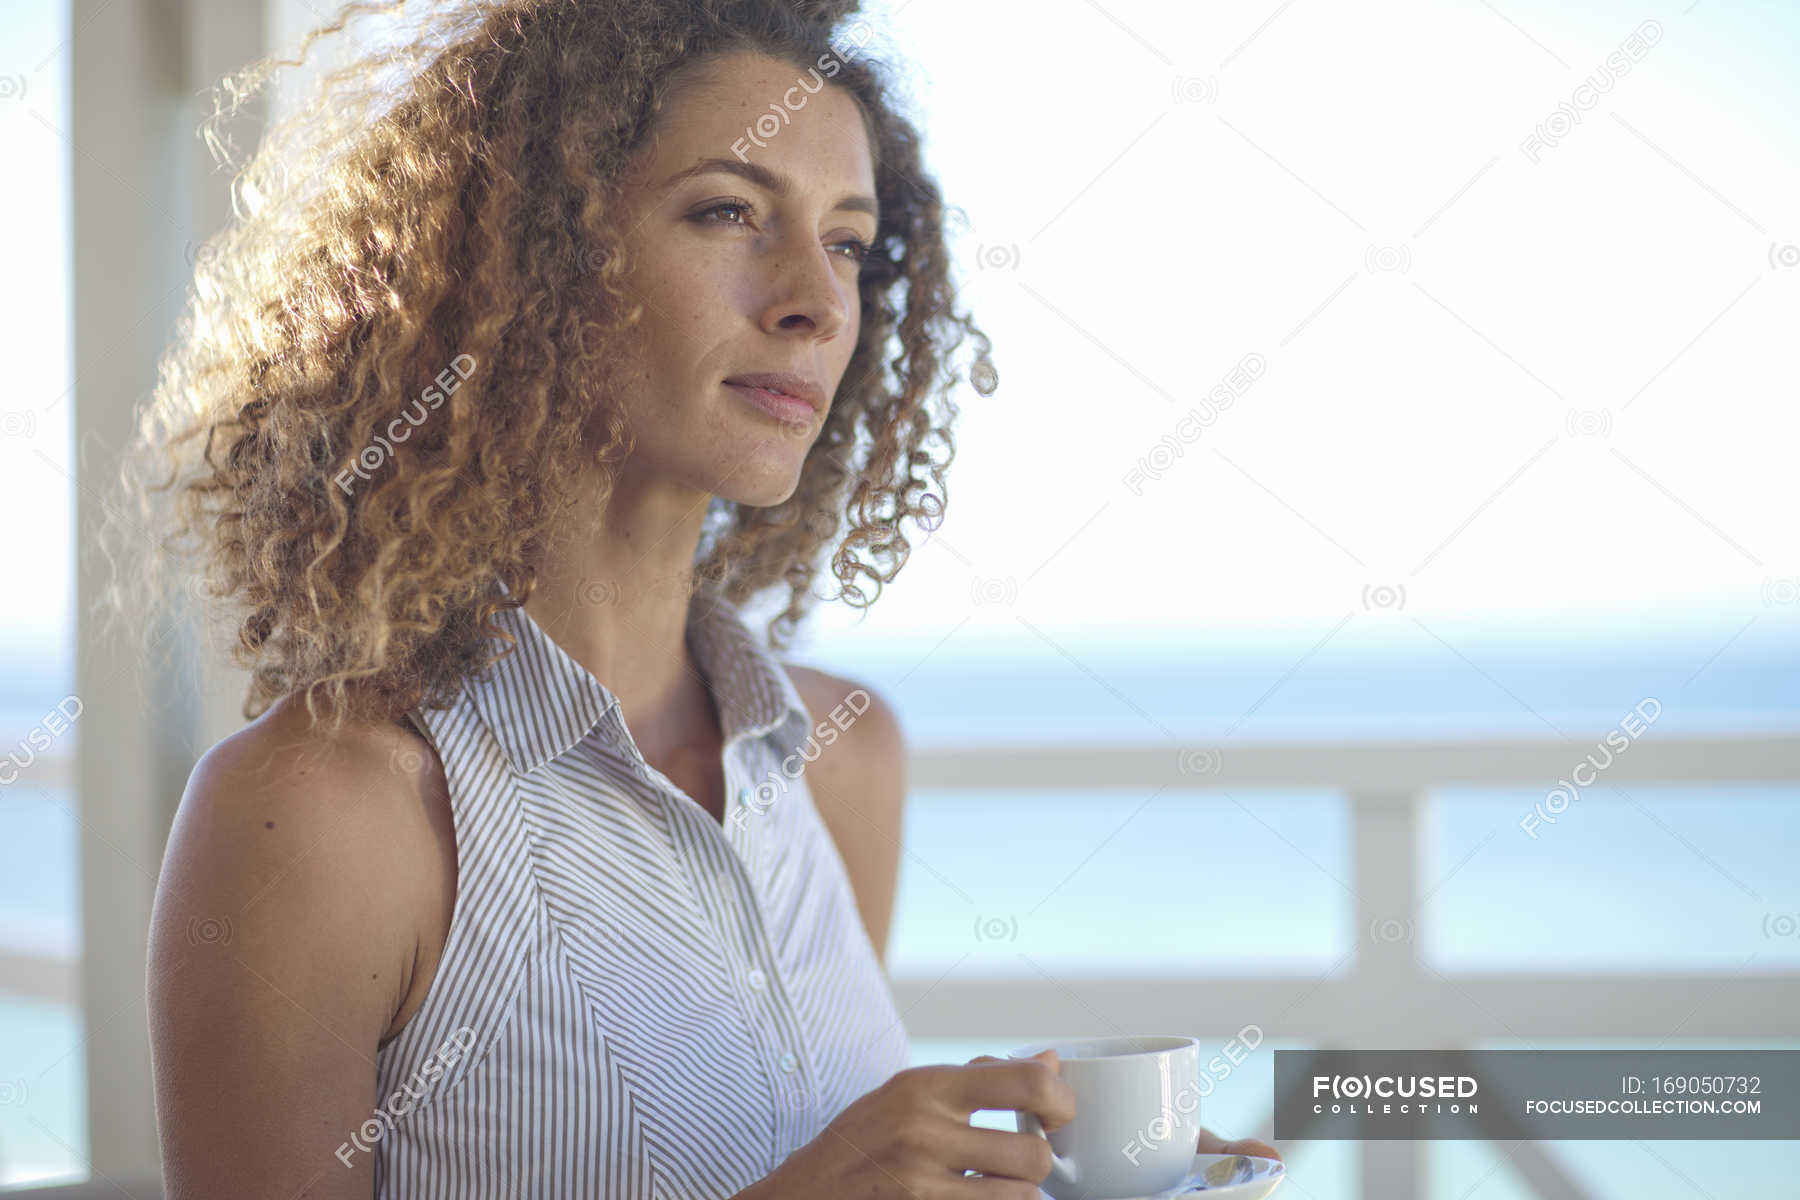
[747,968,766,991]
[778,1051,798,1073]
[736,786,754,807]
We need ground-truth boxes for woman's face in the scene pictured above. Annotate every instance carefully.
[605,49,878,508]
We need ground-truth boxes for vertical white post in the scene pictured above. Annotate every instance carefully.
[72,0,182,1175]
[70,0,265,1177]
[1349,787,1427,1199]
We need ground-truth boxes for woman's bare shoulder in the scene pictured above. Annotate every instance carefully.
[191,691,437,799]
[178,693,451,898]
[159,692,456,1039]
[782,664,907,779]
[780,664,907,962]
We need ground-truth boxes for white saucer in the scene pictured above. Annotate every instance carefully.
[1163,1152,1284,1198]
[1042,1152,1286,1200]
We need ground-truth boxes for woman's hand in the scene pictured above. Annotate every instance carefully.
[971,1054,1282,1166]
[744,1049,1077,1199]
[1196,1124,1282,1162]
[968,1054,1283,1167]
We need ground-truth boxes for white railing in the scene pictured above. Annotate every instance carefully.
[1,751,77,1007]
[896,732,1800,1200]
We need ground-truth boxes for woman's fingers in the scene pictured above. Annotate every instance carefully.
[1197,1124,1282,1162]
[946,1053,1075,1132]
[937,1122,1061,1182]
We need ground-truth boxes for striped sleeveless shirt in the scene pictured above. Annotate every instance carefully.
[367,585,911,1198]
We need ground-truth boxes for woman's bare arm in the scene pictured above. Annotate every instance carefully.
[148,713,439,1198]
[787,669,909,965]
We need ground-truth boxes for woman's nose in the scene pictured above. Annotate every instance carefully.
[759,238,852,341]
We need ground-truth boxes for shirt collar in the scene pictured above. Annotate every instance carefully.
[465,579,812,775]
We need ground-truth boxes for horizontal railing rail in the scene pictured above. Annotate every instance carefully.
[1,749,78,1007]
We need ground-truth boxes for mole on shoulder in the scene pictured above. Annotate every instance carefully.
[264,821,275,829]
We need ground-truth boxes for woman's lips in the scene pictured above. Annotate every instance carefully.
[724,381,816,425]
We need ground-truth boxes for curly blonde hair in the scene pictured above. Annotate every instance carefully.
[103,0,992,738]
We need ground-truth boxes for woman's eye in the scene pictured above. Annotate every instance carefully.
[831,237,872,264]
[696,201,753,226]
[694,202,869,265]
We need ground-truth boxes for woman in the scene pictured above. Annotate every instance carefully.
[117,1,1278,1195]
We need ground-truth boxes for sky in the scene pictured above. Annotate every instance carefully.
[1,1,72,643]
[799,0,1800,654]
[5,0,1800,654]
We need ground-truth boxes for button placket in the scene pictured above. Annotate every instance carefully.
[736,955,808,1140]
[700,741,817,1158]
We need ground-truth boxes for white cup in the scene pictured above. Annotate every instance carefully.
[1009,1034,1202,1200]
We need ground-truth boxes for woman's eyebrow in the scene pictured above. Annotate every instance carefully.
[659,156,878,219]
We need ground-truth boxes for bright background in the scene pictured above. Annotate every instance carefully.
[4,0,1800,1196]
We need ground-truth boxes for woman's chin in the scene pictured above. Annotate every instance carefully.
[712,467,806,510]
